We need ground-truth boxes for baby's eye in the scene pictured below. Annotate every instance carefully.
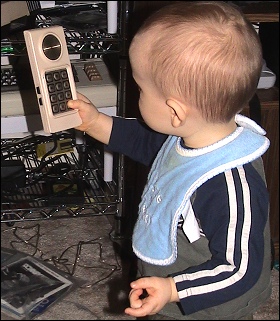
[137,86,142,92]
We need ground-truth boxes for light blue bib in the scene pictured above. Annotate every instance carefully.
[132,115,270,265]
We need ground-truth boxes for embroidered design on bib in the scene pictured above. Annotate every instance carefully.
[132,115,270,265]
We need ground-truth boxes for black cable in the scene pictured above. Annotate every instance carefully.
[33,133,58,171]
[1,132,73,159]
[3,223,122,284]
[1,174,75,204]
[1,132,79,203]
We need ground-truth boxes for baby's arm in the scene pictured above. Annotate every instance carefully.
[124,276,179,317]
[67,92,113,145]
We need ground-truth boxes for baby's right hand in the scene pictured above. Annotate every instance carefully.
[67,92,99,132]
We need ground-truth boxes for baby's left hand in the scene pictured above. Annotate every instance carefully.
[124,276,178,317]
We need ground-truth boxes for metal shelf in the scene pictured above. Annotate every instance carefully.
[1,133,119,224]
[1,2,129,240]
[1,34,121,57]
[1,3,123,57]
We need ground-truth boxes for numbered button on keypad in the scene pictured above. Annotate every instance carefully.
[45,68,72,114]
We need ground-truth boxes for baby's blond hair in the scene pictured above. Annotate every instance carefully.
[130,1,262,123]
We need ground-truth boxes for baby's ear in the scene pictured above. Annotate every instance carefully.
[166,98,188,128]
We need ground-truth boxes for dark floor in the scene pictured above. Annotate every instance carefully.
[1,215,279,320]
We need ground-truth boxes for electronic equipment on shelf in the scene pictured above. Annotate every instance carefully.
[1,65,20,92]
[1,57,117,181]
[1,0,124,230]
[70,58,118,108]
[1,58,117,118]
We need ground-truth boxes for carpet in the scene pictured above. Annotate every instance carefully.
[1,215,279,320]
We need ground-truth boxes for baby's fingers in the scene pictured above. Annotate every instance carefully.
[76,91,91,103]
[129,288,144,309]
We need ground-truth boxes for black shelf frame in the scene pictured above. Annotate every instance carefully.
[1,1,130,239]
[1,133,119,223]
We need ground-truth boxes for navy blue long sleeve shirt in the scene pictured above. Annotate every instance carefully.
[107,116,271,316]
